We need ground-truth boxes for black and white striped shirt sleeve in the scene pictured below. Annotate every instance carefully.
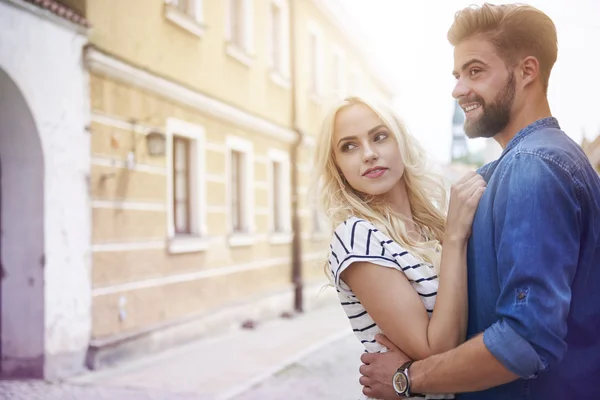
[329,218,402,297]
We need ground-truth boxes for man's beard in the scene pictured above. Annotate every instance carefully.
[464,73,516,139]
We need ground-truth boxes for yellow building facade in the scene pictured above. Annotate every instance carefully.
[81,0,395,367]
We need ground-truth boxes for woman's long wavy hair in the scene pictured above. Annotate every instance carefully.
[310,96,448,278]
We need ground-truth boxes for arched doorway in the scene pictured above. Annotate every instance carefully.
[0,68,45,378]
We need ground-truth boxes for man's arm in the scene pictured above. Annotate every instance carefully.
[411,334,518,393]
[360,333,518,399]
[361,153,581,399]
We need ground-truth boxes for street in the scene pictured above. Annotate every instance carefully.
[0,304,368,400]
[233,333,364,400]
[0,332,365,400]
[0,380,201,400]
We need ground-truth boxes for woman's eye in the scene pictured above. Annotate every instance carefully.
[374,133,388,142]
[341,143,357,152]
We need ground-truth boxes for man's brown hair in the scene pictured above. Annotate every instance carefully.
[448,3,558,92]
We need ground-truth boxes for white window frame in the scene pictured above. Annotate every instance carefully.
[331,44,346,100]
[267,0,290,89]
[267,149,292,244]
[349,65,363,97]
[164,0,205,38]
[226,136,255,246]
[225,0,255,67]
[165,118,208,254]
[307,19,324,101]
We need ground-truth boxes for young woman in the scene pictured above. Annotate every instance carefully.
[311,97,485,399]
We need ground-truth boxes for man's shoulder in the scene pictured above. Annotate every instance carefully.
[483,128,588,181]
[513,128,587,173]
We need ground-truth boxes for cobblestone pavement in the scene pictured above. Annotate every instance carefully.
[233,333,364,400]
[0,380,204,400]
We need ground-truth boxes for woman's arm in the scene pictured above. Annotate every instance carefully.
[342,172,485,361]
[341,237,467,361]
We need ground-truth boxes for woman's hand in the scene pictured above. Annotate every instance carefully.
[445,171,486,242]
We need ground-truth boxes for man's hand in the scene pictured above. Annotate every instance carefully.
[359,334,411,399]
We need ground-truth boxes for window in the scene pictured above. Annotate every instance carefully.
[307,20,324,97]
[309,177,327,238]
[268,0,289,81]
[331,45,346,99]
[230,0,245,49]
[312,209,322,233]
[268,149,291,242]
[227,136,254,245]
[349,65,363,96]
[166,118,207,253]
[164,0,205,37]
[173,136,191,234]
[309,34,318,93]
[230,150,245,233]
[172,0,192,14]
[270,3,282,72]
[226,0,254,65]
[311,208,329,241]
[272,161,283,231]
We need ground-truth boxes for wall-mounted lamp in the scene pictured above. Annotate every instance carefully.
[146,131,166,157]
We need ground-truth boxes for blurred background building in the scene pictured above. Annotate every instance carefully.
[0,0,394,380]
[582,133,600,173]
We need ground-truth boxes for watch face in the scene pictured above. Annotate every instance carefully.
[393,372,408,394]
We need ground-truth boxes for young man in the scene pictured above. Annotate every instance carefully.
[359,3,600,399]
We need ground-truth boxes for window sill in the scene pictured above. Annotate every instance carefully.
[165,5,206,38]
[168,235,210,254]
[269,71,291,90]
[269,232,293,245]
[226,44,253,68]
[228,233,256,247]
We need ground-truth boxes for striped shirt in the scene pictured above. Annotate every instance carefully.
[329,216,453,400]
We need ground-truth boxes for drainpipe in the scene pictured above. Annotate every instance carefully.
[289,0,304,313]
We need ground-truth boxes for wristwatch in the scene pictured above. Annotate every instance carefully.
[392,360,419,397]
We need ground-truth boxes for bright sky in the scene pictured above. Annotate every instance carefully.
[343,0,600,164]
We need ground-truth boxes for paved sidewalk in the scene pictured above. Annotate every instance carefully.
[70,300,350,399]
[235,333,365,400]
[0,380,200,400]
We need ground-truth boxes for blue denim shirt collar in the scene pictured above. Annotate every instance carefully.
[501,117,560,157]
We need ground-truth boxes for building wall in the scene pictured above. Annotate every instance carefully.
[87,0,292,129]
[87,69,302,339]
[292,0,394,139]
[582,135,600,172]
[291,0,394,278]
[84,0,396,348]
[0,0,91,378]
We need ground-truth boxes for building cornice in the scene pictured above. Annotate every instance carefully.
[84,47,297,144]
[1,0,89,34]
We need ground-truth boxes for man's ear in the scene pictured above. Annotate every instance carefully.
[520,56,540,88]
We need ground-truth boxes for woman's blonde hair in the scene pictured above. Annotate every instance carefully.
[310,96,448,277]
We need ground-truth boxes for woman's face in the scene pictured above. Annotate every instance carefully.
[332,103,405,197]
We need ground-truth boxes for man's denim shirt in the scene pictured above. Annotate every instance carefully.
[459,118,600,399]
